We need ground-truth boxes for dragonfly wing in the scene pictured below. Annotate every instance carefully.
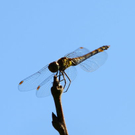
[79,51,108,72]
[62,66,77,92]
[36,67,77,97]
[65,46,108,72]
[18,65,53,91]
[65,47,90,58]
[36,73,55,98]
[65,66,77,82]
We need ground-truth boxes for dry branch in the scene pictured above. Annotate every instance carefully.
[51,75,68,135]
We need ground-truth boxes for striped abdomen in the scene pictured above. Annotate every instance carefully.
[71,45,110,65]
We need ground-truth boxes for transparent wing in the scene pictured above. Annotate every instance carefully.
[36,74,55,98]
[18,65,54,91]
[65,66,77,82]
[36,66,77,97]
[65,47,89,58]
[65,47,108,72]
[63,66,77,92]
[79,51,108,72]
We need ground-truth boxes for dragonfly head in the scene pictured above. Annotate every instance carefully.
[48,61,59,73]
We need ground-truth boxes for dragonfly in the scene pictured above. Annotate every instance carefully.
[18,45,110,97]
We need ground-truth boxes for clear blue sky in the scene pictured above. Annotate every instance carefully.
[1,0,135,135]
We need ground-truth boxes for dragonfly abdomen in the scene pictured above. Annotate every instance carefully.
[71,45,110,65]
[85,45,110,58]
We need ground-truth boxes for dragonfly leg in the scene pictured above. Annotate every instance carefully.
[59,71,63,82]
[56,71,66,87]
[61,71,66,89]
[63,71,71,92]
[56,71,71,92]
[56,71,62,82]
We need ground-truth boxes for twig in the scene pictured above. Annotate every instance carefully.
[51,75,68,135]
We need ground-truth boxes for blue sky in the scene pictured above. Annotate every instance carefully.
[1,0,135,135]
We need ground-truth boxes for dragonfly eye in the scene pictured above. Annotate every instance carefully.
[48,61,59,73]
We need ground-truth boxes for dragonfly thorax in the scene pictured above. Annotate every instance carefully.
[48,57,73,73]
[48,61,60,73]
[57,57,72,71]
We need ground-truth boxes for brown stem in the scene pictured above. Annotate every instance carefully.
[51,75,68,135]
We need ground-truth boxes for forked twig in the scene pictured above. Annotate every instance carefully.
[51,75,68,135]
